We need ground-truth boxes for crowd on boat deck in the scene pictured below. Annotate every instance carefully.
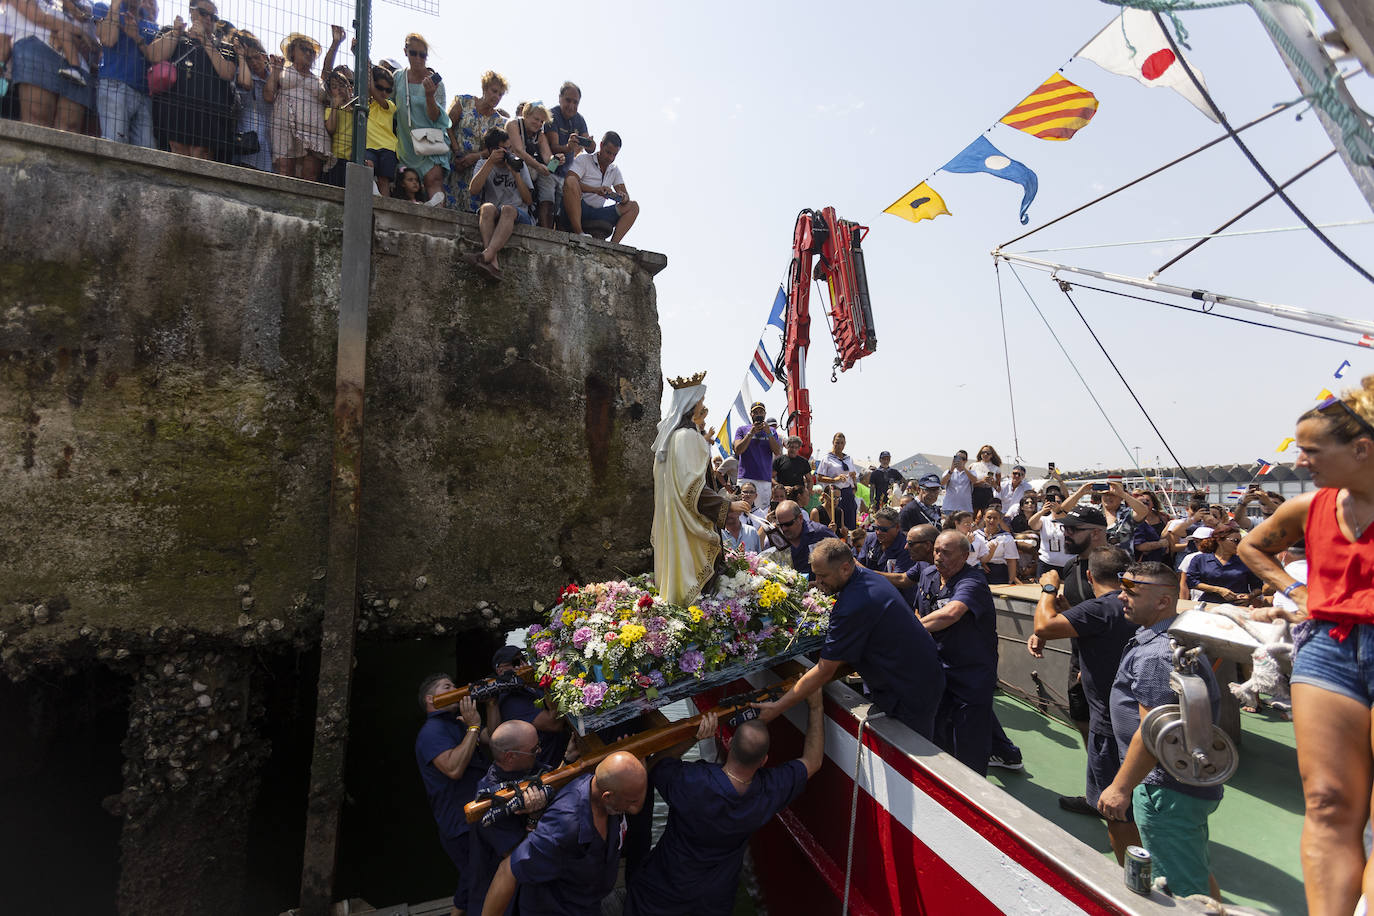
[0,5,639,278]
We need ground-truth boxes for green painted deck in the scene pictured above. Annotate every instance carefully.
[989,694,1305,915]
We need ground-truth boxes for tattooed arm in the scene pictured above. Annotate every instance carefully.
[1237,492,1315,621]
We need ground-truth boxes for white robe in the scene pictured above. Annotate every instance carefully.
[651,426,727,606]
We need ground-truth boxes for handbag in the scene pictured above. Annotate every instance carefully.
[410,127,448,156]
[233,130,259,156]
[399,68,449,157]
[147,60,177,95]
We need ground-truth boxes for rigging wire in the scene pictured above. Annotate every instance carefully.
[994,261,1023,461]
[1054,280,1372,348]
[1054,282,1199,490]
[1005,264,1154,479]
[1020,216,1367,254]
[1154,11,1374,286]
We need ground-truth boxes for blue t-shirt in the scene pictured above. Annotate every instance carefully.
[92,4,160,92]
[858,531,909,572]
[415,711,488,839]
[1132,520,1169,564]
[899,498,942,532]
[1110,617,1223,801]
[508,772,624,916]
[1186,553,1261,597]
[468,762,545,916]
[549,108,591,174]
[1061,591,1136,737]
[788,517,834,577]
[915,565,998,703]
[822,565,944,733]
[624,758,808,916]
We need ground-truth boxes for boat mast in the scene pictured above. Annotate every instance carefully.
[989,251,1374,337]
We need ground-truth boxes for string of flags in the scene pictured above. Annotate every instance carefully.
[713,286,789,459]
[886,9,1216,227]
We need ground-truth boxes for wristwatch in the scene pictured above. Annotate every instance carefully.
[1041,583,1058,595]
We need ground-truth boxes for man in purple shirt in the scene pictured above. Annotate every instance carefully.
[732,401,782,510]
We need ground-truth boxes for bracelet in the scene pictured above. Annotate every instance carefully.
[466,724,480,732]
[1281,582,1303,599]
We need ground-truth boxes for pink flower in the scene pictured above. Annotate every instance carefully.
[534,638,555,659]
[582,682,609,707]
[572,627,594,649]
[551,661,568,676]
[606,632,618,642]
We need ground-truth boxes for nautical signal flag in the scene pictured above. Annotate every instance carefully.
[750,341,776,391]
[715,419,732,457]
[1256,459,1273,475]
[1077,9,1219,123]
[1001,72,1100,140]
[941,136,1039,225]
[884,181,951,224]
[1276,437,1295,452]
[1360,334,1373,348]
[1226,488,1246,501]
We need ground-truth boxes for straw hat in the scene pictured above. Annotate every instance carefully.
[280,32,321,57]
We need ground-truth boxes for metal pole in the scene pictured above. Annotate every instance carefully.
[1256,0,1374,214]
[991,250,1374,337]
[299,156,374,916]
[351,0,370,165]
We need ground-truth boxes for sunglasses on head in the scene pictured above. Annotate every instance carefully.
[1119,575,1173,593]
[1318,395,1374,440]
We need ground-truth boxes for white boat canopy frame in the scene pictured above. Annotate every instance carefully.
[990,250,1374,338]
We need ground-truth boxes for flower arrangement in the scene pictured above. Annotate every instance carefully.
[528,551,833,717]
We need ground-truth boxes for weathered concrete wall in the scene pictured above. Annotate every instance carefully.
[0,119,666,674]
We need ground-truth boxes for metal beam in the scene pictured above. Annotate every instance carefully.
[299,158,374,916]
[991,250,1374,336]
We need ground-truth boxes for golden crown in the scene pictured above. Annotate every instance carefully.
[668,371,707,389]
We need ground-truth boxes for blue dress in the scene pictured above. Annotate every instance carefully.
[395,70,450,175]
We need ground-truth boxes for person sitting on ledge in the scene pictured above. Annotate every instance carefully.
[466,125,532,281]
[564,130,639,244]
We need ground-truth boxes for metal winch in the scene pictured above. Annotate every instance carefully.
[1139,641,1239,788]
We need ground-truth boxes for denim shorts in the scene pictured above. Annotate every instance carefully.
[1291,619,1374,706]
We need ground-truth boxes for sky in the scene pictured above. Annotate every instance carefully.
[213,0,1373,471]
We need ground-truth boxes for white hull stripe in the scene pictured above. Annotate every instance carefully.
[781,702,1090,915]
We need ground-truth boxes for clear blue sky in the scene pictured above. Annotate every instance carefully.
[230,0,1374,470]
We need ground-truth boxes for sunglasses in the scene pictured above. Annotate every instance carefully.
[1119,575,1174,594]
[778,516,801,527]
[1318,396,1374,440]
[377,82,394,92]
[407,49,427,58]
[876,524,896,532]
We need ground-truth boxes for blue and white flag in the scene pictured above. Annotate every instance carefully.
[941,136,1039,225]
[767,286,787,333]
[749,341,776,392]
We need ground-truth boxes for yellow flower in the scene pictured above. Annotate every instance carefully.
[688,605,703,623]
[619,623,647,644]
[561,609,577,626]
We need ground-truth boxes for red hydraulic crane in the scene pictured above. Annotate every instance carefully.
[778,207,878,457]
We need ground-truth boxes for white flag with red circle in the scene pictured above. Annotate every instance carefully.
[1077,10,1220,123]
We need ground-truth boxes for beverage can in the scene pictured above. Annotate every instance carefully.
[1124,845,1152,895]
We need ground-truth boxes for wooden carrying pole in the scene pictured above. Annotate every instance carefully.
[431,667,538,709]
[463,675,799,823]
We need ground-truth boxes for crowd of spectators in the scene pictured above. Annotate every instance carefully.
[0,5,639,272]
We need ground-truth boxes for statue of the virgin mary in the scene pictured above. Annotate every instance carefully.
[651,372,730,607]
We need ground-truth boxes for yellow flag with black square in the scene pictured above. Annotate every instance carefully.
[884,181,951,224]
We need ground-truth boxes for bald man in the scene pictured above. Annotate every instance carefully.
[466,721,551,915]
[480,751,647,916]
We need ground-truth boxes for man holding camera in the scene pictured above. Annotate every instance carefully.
[565,131,639,244]
[468,126,532,281]
[732,401,783,511]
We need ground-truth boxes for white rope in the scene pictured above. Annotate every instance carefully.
[842,710,885,916]
[1019,219,1374,254]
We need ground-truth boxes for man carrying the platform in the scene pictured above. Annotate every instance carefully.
[753,538,944,739]
[624,693,826,916]
[858,507,909,572]
[467,720,553,915]
[916,532,1000,775]
[1098,562,1224,900]
[875,523,939,608]
[767,499,832,577]
[1027,546,1142,861]
[899,474,944,531]
[480,751,648,916]
[490,646,569,770]
[417,674,492,916]
[733,401,783,510]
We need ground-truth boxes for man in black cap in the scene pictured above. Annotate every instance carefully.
[731,401,782,511]
[771,434,814,503]
[867,451,905,509]
[491,647,569,770]
[899,474,944,531]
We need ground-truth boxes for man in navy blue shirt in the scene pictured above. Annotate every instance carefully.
[876,523,938,608]
[467,720,552,915]
[1100,562,1223,900]
[625,693,825,915]
[770,499,832,577]
[1030,546,1142,861]
[416,674,490,916]
[866,450,905,508]
[753,538,944,739]
[491,646,569,770]
[481,751,647,916]
[858,507,908,571]
[899,474,944,531]
[916,531,999,775]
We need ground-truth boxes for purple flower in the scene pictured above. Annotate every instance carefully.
[551,661,568,676]
[679,650,705,675]
[572,627,594,649]
[648,669,666,687]
[534,638,555,659]
[527,624,543,637]
[582,682,609,707]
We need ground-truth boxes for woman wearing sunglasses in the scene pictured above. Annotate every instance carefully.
[1239,376,1374,916]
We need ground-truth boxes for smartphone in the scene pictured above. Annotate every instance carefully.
[1091,482,1109,491]
[427,70,442,86]
[1247,483,1259,491]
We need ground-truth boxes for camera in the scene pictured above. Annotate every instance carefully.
[427,70,442,86]
[1091,482,1109,491]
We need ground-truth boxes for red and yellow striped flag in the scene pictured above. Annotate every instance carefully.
[1000,72,1099,141]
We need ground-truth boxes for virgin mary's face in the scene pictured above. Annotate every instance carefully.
[690,399,708,427]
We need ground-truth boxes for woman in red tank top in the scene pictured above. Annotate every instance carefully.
[1239,376,1374,916]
